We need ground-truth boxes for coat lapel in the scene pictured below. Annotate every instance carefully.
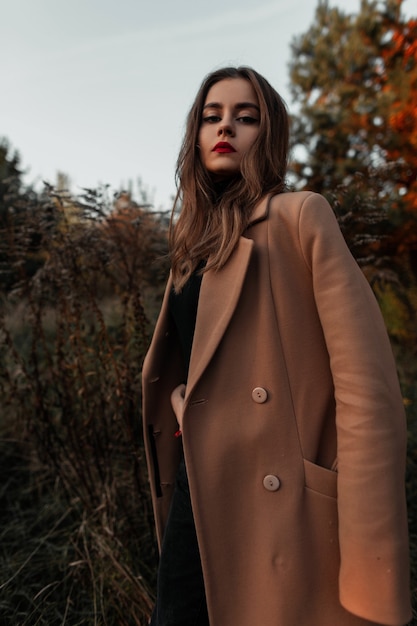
[185,193,271,399]
[185,234,254,399]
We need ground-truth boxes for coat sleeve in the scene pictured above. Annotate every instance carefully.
[298,193,411,625]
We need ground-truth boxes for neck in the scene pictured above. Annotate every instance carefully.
[211,176,238,201]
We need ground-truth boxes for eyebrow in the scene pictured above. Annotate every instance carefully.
[203,101,260,112]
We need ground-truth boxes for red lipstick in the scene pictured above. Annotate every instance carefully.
[212,142,236,153]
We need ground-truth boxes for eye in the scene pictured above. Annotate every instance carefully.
[202,115,221,123]
[237,116,259,124]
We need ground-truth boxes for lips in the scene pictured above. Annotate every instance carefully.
[212,142,236,153]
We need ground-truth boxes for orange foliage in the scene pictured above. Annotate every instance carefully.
[382,17,417,212]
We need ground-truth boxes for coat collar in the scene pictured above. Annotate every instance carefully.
[247,193,271,227]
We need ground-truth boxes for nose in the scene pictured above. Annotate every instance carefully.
[217,119,234,137]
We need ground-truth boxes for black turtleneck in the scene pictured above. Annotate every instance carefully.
[168,264,205,379]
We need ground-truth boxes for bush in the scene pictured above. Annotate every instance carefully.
[0,185,169,624]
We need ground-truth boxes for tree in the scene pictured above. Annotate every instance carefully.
[288,0,417,277]
[289,0,414,192]
[381,11,417,274]
[381,10,417,211]
[0,139,23,227]
[0,140,46,292]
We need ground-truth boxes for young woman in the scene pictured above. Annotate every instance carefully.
[142,67,411,626]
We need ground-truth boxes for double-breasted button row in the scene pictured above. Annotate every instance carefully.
[251,387,278,491]
[252,387,268,403]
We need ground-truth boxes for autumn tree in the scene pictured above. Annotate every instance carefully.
[381,11,417,272]
[382,10,417,209]
[288,0,417,278]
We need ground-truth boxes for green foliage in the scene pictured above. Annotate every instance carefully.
[0,139,53,292]
[0,139,22,216]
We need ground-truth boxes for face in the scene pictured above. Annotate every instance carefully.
[198,78,260,180]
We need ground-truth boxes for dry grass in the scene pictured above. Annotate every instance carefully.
[0,186,169,624]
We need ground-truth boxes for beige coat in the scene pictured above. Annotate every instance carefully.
[142,191,411,626]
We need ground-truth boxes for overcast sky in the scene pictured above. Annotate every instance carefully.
[1,0,412,209]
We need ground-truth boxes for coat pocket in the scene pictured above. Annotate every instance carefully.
[303,458,337,499]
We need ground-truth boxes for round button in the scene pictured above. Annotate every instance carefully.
[252,387,268,404]
[263,475,281,492]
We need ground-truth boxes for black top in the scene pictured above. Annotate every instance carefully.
[168,264,204,379]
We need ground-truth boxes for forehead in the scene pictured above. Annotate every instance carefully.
[204,78,259,107]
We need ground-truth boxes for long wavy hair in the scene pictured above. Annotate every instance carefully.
[170,66,290,292]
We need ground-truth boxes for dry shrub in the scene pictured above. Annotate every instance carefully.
[0,185,169,624]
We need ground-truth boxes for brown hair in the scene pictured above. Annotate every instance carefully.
[170,66,289,292]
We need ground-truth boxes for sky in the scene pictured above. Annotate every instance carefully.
[1,0,411,209]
